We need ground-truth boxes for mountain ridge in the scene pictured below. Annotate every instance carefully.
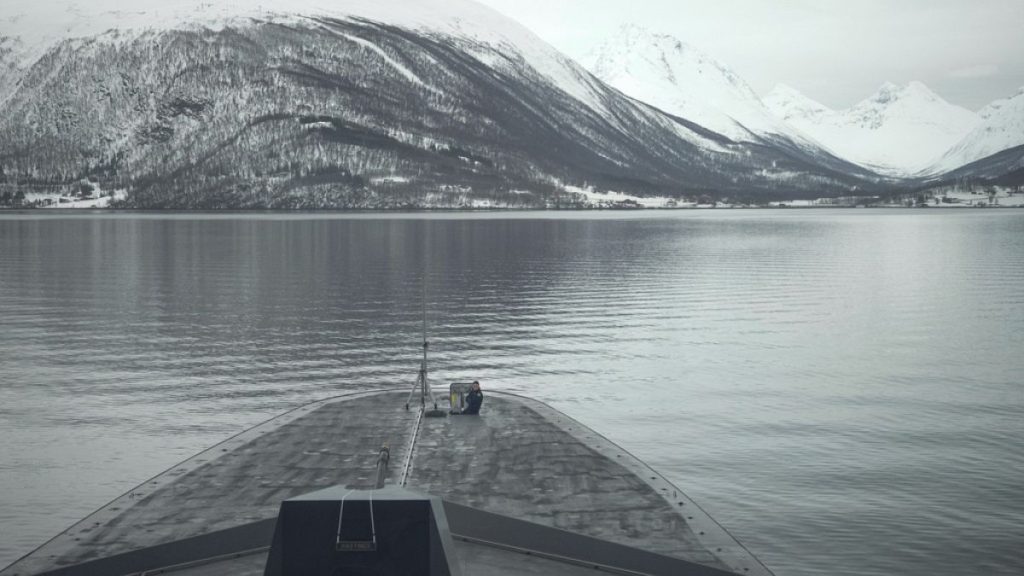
[585,25,812,145]
[764,81,981,176]
[0,5,880,208]
[0,0,617,118]
[929,86,1024,175]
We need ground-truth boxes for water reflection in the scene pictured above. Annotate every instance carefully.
[1,211,1023,575]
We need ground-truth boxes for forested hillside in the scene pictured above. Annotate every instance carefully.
[0,17,879,208]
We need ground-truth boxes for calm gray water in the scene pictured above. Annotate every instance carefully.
[1,210,1022,575]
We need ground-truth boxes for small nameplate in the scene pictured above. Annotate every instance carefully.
[336,541,377,552]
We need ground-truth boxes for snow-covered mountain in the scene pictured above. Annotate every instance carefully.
[0,0,880,208]
[933,143,1024,187]
[585,25,811,145]
[584,26,1016,183]
[0,0,612,115]
[929,87,1024,175]
[765,82,981,176]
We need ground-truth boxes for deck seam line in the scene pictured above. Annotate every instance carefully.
[132,545,270,575]
[452,534,651,576]
[400,406,424,486]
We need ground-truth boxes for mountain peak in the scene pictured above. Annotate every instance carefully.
[610,23,687,49]
[866,80,942,106]
[613,23,657,43]
[977,86,1024,118]
[0,0,550,68]
[767,83,806,99]
[591,23,726,82]
[587,25,806,142]
[934,84,1024,172]
[876,81,900,94]
[769,80,981,175]
[764,84,832,113]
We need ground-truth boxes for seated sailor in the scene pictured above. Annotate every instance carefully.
[462,381,484,415]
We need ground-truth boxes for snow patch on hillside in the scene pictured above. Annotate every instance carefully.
[563,184,674,208]
[29,188,126,208]
[333,30,437,92]
[370,176,412,184]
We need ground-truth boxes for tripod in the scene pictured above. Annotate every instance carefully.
[405,261,446,417]
[404,338,440,412]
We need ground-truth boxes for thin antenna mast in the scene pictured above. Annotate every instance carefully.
[404,241,445,417]
[422,275,427,393]
[420,273,429,406]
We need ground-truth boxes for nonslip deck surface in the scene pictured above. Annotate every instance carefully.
[2,390,772,576]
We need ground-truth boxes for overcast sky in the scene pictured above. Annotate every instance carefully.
[477,0,1024,111]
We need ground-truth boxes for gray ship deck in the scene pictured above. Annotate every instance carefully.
[2,391,773,576]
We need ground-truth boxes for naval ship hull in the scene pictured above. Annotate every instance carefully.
[1,391,774,576]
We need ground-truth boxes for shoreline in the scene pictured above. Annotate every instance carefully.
[2,203,1023,214]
